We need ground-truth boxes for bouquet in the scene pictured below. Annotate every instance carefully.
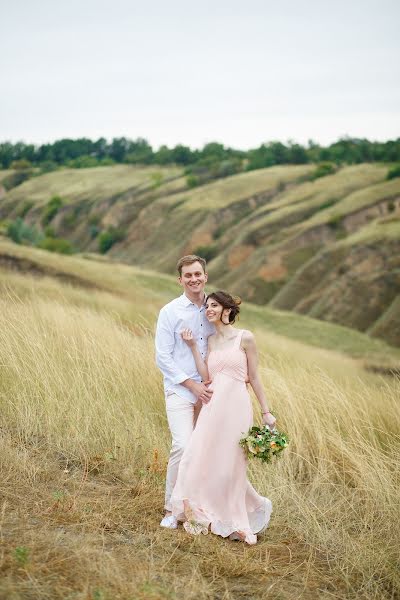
[239,424,289,463]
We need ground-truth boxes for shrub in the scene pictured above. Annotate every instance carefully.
[213,224,226,239]
[327,214,343,229]
[10,159,32,170]
[248,277,283,303]
[387,165,400,180]
[67,155,99,168]
[387,201,396,213]
[2,170,32,190]
[44,226,56,237]
[7,219,22,243]
[40,160,58,173]
[150,172,163,189]
[89,224,100,239]
[88,214,101,226]
[62,211,78,227]
[192,244,218,262]
[186,174,199,188]
[37,237,74,254]
[243,229,260,246]
[7,218,42,245]
[41,195,63,226]
[277,180,286,193]
[98,227,126,253]
[309,162,336,180]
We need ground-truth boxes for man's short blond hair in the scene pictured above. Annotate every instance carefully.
[176,255,206,276]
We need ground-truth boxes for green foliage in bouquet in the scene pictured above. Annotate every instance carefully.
[239,425,289,463]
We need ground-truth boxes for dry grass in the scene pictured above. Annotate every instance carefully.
[338,217,400,245]
[252,164,387,219]
[0,247,400,599]
[0,169,16,184]
[164,165,314,212]
[3,165,183,207]
[240,164,387,234]
[299,177,400,230]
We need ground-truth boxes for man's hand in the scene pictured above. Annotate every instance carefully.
[200,380,213,404]
[183,379,213,404]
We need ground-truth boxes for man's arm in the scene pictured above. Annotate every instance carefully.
[155,308,212,402]
[155,307,190,385]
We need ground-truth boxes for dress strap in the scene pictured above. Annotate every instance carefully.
[234,329,244,349]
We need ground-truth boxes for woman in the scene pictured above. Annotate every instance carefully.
[170,291,276,545]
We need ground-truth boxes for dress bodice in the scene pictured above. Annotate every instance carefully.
[208,329,248,382]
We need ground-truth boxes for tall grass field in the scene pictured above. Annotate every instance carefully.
[0,242,399,599]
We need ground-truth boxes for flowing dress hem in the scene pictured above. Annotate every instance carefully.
[171,497,272,546]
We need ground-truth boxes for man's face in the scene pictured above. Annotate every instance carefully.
[179,261,208,296]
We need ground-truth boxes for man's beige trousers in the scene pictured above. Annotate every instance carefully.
[164,393,196,512]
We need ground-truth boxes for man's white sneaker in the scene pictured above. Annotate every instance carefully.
[160,515,178,529]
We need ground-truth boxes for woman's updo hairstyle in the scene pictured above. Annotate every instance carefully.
[206,291,241,325]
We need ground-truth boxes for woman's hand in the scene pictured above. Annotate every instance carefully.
[262,411,276,430]
[180,328,196,347]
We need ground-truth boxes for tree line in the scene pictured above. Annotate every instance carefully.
[1,137,399,186]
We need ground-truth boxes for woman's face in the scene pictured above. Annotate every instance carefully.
[205,297,230,324]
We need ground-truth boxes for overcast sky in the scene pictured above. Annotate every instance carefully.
[1,0,399,149]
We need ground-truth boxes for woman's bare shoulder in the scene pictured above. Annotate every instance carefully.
[241,329,256,347]
[207,333,217,348]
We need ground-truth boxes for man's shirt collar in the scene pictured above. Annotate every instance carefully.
[181,292,207,308]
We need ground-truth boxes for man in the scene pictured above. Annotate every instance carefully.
[155,255,215,529]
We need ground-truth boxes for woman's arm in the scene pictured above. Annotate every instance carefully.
[242,330,277,429]
[180,328,209,382]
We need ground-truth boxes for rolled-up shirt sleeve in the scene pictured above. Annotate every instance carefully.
[155,308,189,385]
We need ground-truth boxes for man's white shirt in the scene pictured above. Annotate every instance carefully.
[155,293,215,404]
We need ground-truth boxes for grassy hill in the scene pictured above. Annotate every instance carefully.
[0,240,399,599]
[1,162,399,346]
[1,239,398,368]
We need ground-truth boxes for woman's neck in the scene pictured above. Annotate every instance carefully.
[214,322,235,337]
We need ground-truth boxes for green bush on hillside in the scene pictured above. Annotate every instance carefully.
[98,227,126,253]
[6,216,74,254]
[309,163,336,180]
[67,155,99,168]
[387,165,400,180]
[243,229,260,246]
[327,214,343,229]
[10,159,33,170]
[192,244,218,262]
[37,236,74,254]
[186,174,199,188]
[89,224,100,239]
[40,160,58,173]
[44,226,56,238]
[150,172,164,189]
[41,195,63,226]
[7,218,41,245]
[2,170,33,191]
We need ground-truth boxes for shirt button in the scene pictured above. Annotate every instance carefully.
[201,323,202,326]
[200,337,202,340]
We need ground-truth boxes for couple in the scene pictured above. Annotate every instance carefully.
[155,255,276,545]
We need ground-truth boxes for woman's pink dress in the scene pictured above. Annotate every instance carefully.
[170,329,272,544]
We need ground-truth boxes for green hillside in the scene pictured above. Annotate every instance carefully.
[0,238,398,369]
[0,162,399,346]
